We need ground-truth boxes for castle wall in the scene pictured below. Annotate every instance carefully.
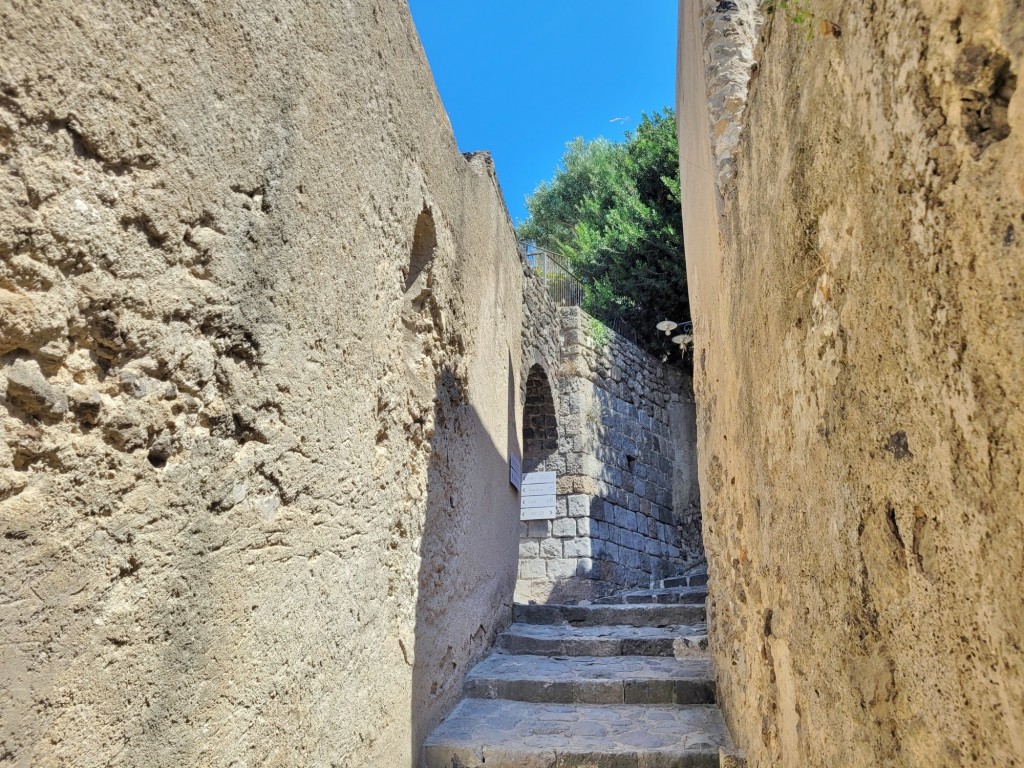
[517,272,701,602]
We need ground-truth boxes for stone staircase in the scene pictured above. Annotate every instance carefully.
[422,579,741,767]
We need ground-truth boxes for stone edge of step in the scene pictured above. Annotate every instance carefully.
[463,674,717,706]
[423,742,727,768]
[498,632,674,656]
[661,573,710,588]
[423,701,740,768]
[497,622,709,657]
[463,653,716,706]
[513,602,706,627]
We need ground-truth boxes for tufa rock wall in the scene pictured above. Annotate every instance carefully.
[0,2,524,766]
[679,0,1024,766]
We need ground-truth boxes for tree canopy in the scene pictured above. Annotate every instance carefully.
[516,108,689,361]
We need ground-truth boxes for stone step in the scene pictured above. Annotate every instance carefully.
[594,585,708,605]
[498,622,707,657]
[423,698,736,768]
[514,601,705,627]
[661,573,709,589]
[674,631,710,659]
[464,652,715,705]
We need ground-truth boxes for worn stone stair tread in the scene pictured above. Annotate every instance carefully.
[464,652,715,705]
[423,698,734,768]
[629,585,707,602]
[661,565,709,589]
[514,602,705,627]
[594,586,707,605]
[661,576,689,588]
[662,574,710,589]
[498,622,708,657]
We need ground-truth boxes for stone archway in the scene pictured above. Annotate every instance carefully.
[522,363,558,473]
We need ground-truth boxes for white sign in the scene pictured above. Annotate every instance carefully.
[520,472,557,520]
[509,453,522,492]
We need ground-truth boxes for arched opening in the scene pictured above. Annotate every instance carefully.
[406,206,436,293]
[401,206,441,386]
[522,363,557,472]
[404,206,437,323]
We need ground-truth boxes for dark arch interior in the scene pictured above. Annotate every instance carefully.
[523,363,558,473]
[407,206,437,292]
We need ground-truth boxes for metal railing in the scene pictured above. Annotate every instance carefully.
[519,242,640,344]
[521,242,585,307]
[599,312,641,345]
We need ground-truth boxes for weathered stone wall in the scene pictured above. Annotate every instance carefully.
[520,258,563,406]
[0,2,524,766]
[679,0,1024,765]
[523,363,559,473]
[517,270,702,602]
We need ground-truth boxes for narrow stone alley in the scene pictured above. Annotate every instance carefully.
[3,2,1022,766]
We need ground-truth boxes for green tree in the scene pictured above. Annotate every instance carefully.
[517,108,688,361]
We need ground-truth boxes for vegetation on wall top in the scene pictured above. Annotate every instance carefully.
[516,108,689,364]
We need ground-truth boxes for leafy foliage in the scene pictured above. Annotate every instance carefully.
[586,316,611,350]
[765,1,841,39]
[517,108,689,362]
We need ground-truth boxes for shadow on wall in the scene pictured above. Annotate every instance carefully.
[401,209,519,768]
[394,203,522,762]
[509,351,522,491]
[409,366,518,764]
[543,566,600,604]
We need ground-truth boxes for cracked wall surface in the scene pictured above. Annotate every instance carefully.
[679,0,1024,766]
[0,2,524,766]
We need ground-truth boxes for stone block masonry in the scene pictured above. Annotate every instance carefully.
[517,271,701,602]
[520,258,563,408]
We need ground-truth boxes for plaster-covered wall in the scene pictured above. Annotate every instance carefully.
[0,2,523,766]
[679,0,1024,766]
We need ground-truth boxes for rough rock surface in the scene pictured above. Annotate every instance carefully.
[679,1,1024,766]
[5,359,68,421]
[0,2,524,765]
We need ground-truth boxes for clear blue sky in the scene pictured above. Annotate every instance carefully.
[407,1,678,225]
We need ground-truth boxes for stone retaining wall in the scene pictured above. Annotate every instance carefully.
[517,269,701,602]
